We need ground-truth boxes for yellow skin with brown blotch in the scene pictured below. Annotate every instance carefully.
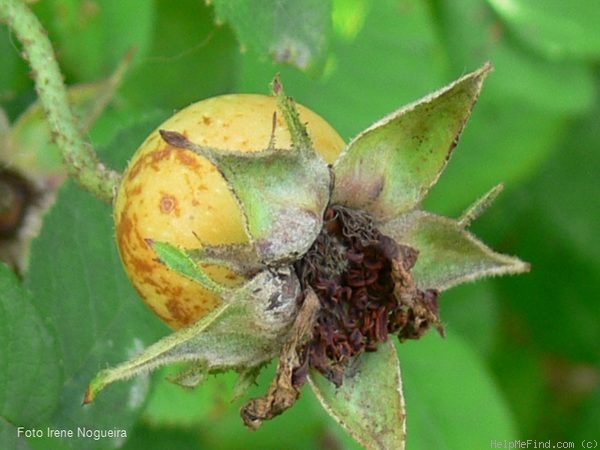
[114,94,345,329]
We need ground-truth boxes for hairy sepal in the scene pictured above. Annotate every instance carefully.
[332,63,492,221]
[85,267,300,403]
[380,210,530,291]
[160,130,330,265]
[309,340,406,450]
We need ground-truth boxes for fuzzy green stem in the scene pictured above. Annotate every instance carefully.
[0,0,121,203]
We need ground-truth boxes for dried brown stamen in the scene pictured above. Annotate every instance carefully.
[241,205,443,427]
[294,205,442,387]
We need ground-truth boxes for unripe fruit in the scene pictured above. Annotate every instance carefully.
[114,94,345,328]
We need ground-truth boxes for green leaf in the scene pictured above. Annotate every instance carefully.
[0,26,31,102]
[159,130,330,264]
[436,282,500,358]
[119,422,201,450]
[141,367,238,428]
[381,210,529,291]
[309,341,406,450]
[331,64,491,221]
[94,109,171,167]
[528,107,600,265]
[423,98,568,215]
[0,418,32,450]
[212,0,332,71]
[474,105,600,362]
[489,340,546,438]
[240,0,446,140]
[23,183,167,449]
[490,203,600,363]
[436,0,596,115]
[419,0,593,214]
[142,363,339,450]
[486,0,600,60]
[485,43,595,115]
[398,333,518,449]
[119,0,238,111]
[0,264,61,425]
[32,0,155,81]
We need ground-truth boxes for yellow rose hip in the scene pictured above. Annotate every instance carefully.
[90,68,529,446]
[114,94,345,328]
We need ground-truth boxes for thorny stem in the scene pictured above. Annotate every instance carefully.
[0,0,121,203]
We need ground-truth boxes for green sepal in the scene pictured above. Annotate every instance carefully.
[148,240,228,295]
[380,210,530,291]
[309,340,406,450]
[332,63,492,222]
[187,243,263,276]
[84,301,230,404]
[84,268,300,403]
[160,130,331,264]
[271,75,313,152]
[458,183,504,228]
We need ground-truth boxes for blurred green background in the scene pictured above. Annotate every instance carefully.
[1,1,598,449]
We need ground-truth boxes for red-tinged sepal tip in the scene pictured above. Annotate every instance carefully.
[159,129,191,149]
[82,388,94,405]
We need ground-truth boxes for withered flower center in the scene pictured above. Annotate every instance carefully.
[293,205,442,388]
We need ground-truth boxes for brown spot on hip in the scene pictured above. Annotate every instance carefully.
[166,298,193,326]
[160,195,178,214]
[175,150,200,168]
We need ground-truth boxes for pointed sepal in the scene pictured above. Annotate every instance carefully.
[148,240,229,295]
[84,268,301,403]
[332,63,492,221]
[380,210,530,291]
[309,341,406,450]
[84,301,230,404]
[160,130,331,264]
[458,183,504,228]
[271,75,313,153]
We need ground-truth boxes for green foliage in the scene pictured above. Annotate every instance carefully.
[212,0,332,71]
[399,333,518,449]
[21,181,168,450]
[0,26,31,104]
[118,0,238,111]
[31,0,155,81]
[0,264,61,425]
[485,0,600,60]
[1,0,598,449]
